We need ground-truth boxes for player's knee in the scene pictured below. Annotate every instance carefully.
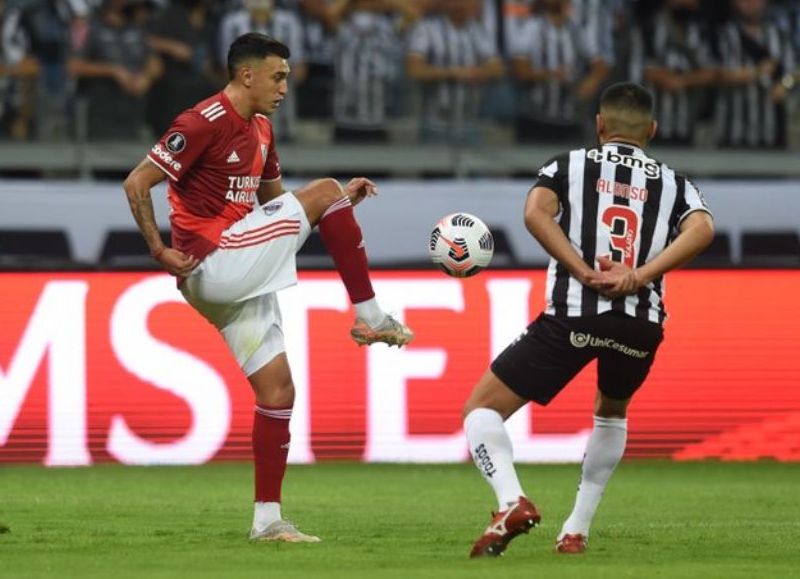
[304,177,344,206]
[462,398,485,420]
[253,376,295,407]
[595,393,629,418]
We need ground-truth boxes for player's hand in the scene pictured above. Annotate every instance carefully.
[156,248,199,277]
[593,256,642,298]
[580,269,612,289]
[345,177,378,206]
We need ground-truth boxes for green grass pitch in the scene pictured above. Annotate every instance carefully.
[1,461,798,579]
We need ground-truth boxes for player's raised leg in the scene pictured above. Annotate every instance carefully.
[247,349,320,543]
[463,371,541,558]
[555,391,630,554]
[292,178,413,347]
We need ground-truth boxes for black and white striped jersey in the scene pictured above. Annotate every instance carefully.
[510,16,595,124]
[715,20,795,148]
[333,12,401,130]
[638,14,715,143]
[407,15,499,133]
[534,142,712,324]
[571,0,615,65]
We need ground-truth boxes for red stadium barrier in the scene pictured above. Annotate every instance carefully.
[1,271,799,465]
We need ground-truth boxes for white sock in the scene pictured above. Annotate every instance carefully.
[354,297,386,328]
[464,408,525,511]
[253,502,281,531]
[560,415,627,538]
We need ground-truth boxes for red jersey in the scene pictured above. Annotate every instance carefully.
[147,91,281,262]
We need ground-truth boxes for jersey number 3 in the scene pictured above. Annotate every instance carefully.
[601,206,639,267]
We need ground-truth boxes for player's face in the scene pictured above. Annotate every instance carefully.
[251,56,290,116]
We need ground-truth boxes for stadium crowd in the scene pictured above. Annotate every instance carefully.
[0,0,799,148]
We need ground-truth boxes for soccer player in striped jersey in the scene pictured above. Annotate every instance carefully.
[464,82,714,557]
[122,32,412,544]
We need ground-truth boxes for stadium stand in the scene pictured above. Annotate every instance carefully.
[99,230,171,269]
[741,231,800,267]
[690,231,732,268]
[485,225,517,267]
[0,229,74,269]
[295,230,334,269]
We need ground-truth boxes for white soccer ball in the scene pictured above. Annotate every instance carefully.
[429,213,494,278]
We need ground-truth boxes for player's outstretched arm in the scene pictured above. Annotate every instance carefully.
[525,186,606,288]
[122,158,198,277]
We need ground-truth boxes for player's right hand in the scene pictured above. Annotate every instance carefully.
[157,248,199,277]
[594,256,641,298]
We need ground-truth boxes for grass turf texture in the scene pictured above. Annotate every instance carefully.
[1,462,798,579]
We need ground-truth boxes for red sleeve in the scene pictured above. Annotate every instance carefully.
[147,111,215,181]
[260,135,281,182]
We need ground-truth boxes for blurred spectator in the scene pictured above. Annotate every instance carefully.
[406,0,503,144]
[68,0,162,140]
[9,0,90,140]
[503,0,532,56]
[510,0,609,144]
[772,0,800,88]
[218,0,305,141]
[571,0,615,67]
[716,0,795,148]
[146,0,220,136]
[297,0,335,119]
[1,0,39,140]
[481,0,500,43]
[638,0,717,145]
[329,0,418,143]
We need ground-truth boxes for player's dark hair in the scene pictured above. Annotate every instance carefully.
[600,82,654,117]
[227,33,290,80]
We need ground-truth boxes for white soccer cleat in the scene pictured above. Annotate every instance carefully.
[350,314,414,347]
[249,520,321,543]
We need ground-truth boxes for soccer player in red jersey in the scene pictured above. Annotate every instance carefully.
[122,33,413,543]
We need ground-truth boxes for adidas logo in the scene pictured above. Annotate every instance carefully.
[227,150,240,164]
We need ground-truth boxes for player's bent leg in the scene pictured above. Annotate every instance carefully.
[463,369,529,420]
[464,371,540,558]
[247,351,295,407]
[247,353,320,543]
[293,179,413,348]
[292,178,347,227]
[556,391,631,554]
[292,178,372,226]
[595,390,631,418]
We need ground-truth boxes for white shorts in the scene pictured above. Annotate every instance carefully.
[181,192,312,376]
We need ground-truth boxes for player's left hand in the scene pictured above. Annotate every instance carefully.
[593,256,642,298]
[345,177,378,206]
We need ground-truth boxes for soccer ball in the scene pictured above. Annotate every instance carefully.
[429,213,494,278]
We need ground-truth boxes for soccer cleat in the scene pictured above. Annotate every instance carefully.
[554,533,587,554]
[249,520,321,543]
[350,314,414,347]
[469,496,541,558]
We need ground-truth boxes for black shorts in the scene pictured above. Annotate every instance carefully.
[491,312,664,405]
